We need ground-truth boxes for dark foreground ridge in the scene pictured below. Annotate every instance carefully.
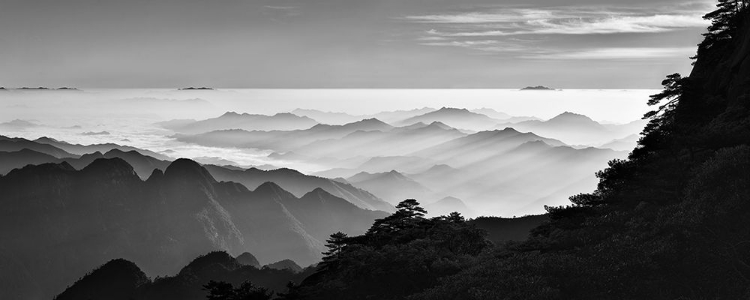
[54,251,314,300]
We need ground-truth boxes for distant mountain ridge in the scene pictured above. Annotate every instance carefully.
[0,158,387,300]
[163,112,319,133]
[496,112,646,145]
[34,136,171,160]
[396,107,503,131]
[347,170,432,205]
[0,135,393,211]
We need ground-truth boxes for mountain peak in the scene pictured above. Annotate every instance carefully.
[549,111,595,122]
[264,259,303,273]
[272,168,305,176]
[54,258,148,300]
[438,107,469,112]
[514,140,552,152]
[5,161,76,177]
[163,158,216,184]
[146,169,164,182]
[379,170,412,181]
[220,111,241,117]
[343,118,392,130]
[499,127,520,133]
[425,164,457,173]
[302,187,336,200]
[253,181,297,200]
[236,252,261,268]
[355,118,386,125]
[82,158,137,179]
[34,136,61,144]
[425,121,453,130]
[165,158,202,173]
[103,148,129,156]
[179,251,240,277]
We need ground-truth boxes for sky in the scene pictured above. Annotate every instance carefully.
[0,0,716,88]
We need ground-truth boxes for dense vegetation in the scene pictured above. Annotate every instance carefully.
[278,2,750,299]
[282,200,490,300]
[55,252,314,300]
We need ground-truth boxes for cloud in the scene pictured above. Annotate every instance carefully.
[410,10,708,36]
[521,47,697,60]
[419,40,530,53]
[405,4,710,60]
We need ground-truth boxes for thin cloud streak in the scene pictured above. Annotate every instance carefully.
[407,4,709,61]
[521,47,697,60]
[415,12,708,36]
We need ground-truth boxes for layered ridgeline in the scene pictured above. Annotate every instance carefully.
[173,113,629,216]
[0,157,387,300]
[278,3,750,299]
[54,252,315,300]
[0,136,393,212]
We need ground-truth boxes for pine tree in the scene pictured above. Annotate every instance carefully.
[322,232,348,261]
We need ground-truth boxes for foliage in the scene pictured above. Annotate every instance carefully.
[284,200,490,300]
[203,280,273,300]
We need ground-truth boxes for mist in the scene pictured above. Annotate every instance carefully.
[0,88,650,216]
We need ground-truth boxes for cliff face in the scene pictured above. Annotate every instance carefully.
[691,13,750,110]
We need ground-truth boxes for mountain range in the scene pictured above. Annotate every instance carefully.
[0,157,386,300]
[162,112,319,133]
[396,107,504,131]
[496,112,647,145]
[290,107,437,125]
[0,136,393,211]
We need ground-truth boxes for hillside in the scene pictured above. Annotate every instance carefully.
[0,158,386,300]
[55,252,314,300]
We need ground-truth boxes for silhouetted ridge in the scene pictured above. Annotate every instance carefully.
[253,181,296,199]
[177,251,241,277]
[54,259,148,300]
[264,259,303,273]
[272,167,305,176]
[298,188,358,208]
[546,111,602,126]
[6,161,76,177]
[345,118,393,130]
[164,158,215,182]
[81,158,137,179]
[513,140,552,151]
[438,107,469,112]
[498,127,520,134]
[146,168,164,182]
[427,121,452,129]
[304,187,330,197]
[236,252,261,268]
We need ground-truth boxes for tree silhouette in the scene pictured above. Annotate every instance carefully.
[203,280,272,300]
[322,231,348,261]
[701,0,749,50]
[395,199,427,218]
[367,199,427,235]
